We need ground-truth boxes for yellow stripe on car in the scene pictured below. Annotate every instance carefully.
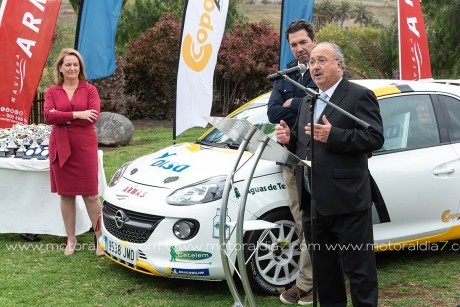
[375,225,460,252]
[372,85,401,98]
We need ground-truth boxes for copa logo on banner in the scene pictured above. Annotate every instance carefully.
[175,0,229,136]
[0,0,61,128]
[181,0,224,72]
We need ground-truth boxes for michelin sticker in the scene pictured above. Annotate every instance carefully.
[167,267,210,276]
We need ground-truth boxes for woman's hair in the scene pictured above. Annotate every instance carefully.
[53,48,87,84]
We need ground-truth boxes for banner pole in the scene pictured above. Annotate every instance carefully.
[74,0,85,49]
[173,0,190,144]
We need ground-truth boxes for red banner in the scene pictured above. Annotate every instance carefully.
[398,0,432,80]
[0,0,61,128]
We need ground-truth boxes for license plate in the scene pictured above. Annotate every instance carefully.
[104,236,136,266]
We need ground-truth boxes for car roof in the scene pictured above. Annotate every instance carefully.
[225,79,460,120]
[351,79,460,98]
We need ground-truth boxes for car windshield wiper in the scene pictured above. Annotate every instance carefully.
[196,140,240,149]
[221,141,240,149]
[196,140,216,146]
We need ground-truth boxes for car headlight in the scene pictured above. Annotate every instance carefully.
[108,161,133,187]
[166,176,226,206]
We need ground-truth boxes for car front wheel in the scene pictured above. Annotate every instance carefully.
[243,209,301,295]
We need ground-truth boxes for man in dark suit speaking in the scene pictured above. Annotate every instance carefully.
[275,42,384,306]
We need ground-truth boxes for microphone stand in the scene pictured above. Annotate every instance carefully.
[278,75,371,307]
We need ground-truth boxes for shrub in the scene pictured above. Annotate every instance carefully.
[124,15,279,120]
[90,54,127,115]
[344,26,396,79]
[315,23,346,49]
[116,0,185,53]
[124,13,181,120]
[215,22,279,114]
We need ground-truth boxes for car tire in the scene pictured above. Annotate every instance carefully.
[243,209,301,295]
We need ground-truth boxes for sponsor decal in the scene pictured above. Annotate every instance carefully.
[167,267,210,276]
[182,0,223,72]
[249,183,287,196]
[121,186,147,198]
[441,210,460,223]
[170,246,212,264]
[176,250,212,261]
[150,152,190,173]
[212,208,230,239]
[234,183,286,197]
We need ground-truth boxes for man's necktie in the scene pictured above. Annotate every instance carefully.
[314,92,328,122]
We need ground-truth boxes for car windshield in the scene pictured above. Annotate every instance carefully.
[199,97,276,148]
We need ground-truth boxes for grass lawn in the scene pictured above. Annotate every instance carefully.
[1,127,459,306]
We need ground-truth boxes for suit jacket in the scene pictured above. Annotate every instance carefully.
[267,59,317,129]
[288,78,384,216]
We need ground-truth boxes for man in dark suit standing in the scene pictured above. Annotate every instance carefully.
[267,19,317,305]
[275,42,384,306]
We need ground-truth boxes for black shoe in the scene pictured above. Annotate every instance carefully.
[20,233,41,242]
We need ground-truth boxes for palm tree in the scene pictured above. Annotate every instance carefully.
[367,16,383,28]
[337,0,352,28]
[352,2,374,27]
[314,0,338,29]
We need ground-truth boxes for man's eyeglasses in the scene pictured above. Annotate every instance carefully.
[308,58,328,66]
[309,58,341,66]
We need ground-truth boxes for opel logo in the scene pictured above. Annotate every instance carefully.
[115,210,128,229]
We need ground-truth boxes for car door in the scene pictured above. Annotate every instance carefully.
[369,93,460,246]
[437,93,460,227]
[438,93,460,158]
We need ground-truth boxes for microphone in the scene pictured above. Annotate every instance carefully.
[267,64,308,81]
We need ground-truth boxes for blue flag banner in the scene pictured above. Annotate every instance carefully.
[279,0,314,69]
[76,0,123,80]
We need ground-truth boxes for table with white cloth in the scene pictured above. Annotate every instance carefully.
[0,150,107,236]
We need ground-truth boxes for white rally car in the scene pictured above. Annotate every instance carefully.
[100,80,460,295]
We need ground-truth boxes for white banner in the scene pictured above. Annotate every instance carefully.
[175,0,229,136]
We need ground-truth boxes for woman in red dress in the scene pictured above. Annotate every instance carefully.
[44,48,103,256]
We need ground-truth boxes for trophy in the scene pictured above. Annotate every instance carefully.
[15,137,27,158]
[41,128,50,146]
[32,130,44,158]
[6,136,18,156]
[29,133,40,149]
[37,146,49,160]
[0,141,8,158]
[22,147,34,159]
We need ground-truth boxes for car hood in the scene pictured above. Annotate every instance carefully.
[120,142,281,189]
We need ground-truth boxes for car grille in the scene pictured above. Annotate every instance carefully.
[102,201,164,244]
